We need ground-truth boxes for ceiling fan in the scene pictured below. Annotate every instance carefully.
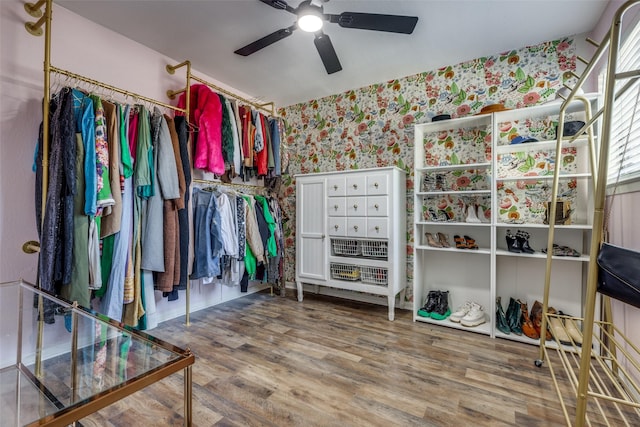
[234,0,419,74]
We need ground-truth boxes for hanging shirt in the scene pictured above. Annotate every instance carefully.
[72,88,97,216]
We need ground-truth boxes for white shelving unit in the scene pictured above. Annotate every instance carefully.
[412,95,599,342]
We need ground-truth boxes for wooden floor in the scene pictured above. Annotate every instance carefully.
[79,291,599,426]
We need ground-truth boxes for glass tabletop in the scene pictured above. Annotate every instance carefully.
[0,280,193,427]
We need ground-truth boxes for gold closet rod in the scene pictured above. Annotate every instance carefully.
[50,66,187,114]
[166,60,276,116]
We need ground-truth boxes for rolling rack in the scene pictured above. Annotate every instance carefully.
[537,1,640,425]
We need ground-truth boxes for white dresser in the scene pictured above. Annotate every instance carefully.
[295,167,406,320]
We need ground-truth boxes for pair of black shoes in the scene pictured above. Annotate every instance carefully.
[496,296,523,335]
[417,290,450,320]
[506,229,535,254]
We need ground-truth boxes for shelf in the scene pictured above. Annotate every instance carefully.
[417,162,492,172]
[542,313,640,425]
[416,189,491,196]
[495,173,592,182]
[414,244,491,255]
[495,223,593,230]
[494,138,590,154]
[495,249,590,262]
[494,330,578,352]
[414,315,492,336]
[416,221,492,227]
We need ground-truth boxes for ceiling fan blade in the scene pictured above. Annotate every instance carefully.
[313,32,342,74]
[234,25,297,56]
[258,0,296,14]
[328,12,418,34]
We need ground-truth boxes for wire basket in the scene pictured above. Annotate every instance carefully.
[360,266,388,286]
[332,239,361,256]
[330,263,361,281]
[361,240,388,259]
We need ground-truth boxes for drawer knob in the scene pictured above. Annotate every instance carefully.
[334,185,338,191]
[353,204,358,210]
[334,205,338,210]
[374,182,379,188]
[353,184,358,189]
[354,225,359,231]
[375,226,380,231]
[334,224,339,230]
[374,204,379,210]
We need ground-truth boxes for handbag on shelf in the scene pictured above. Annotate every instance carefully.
[597,242,640,309]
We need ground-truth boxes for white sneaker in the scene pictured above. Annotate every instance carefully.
[461,303,486,327]
[449,301,473,323]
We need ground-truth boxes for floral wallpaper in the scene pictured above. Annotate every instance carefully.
[278,37,578,304]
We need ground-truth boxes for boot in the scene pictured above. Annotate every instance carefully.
[547,307,571,345]
[506,229,522,253]
[466,205,481,223]
[505,297,522,335]
[430,291,451,320]
[495,297,510,334]
[516,230,535,254]
[520,300,539,340]
[531,300,552,341]
[417,291,438,317]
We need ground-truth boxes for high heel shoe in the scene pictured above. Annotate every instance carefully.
[437,232,450,248]
[478,205,490,223]
[506,229,522,253]
[453,235,467,249]
[496,297,510,334]
[547,308,571,345]
[464,235,479,250]
[465,204,481,223]
[531,300,552,341]
[505,297,522,335]
[520,300,540,340]
[425,233,443,248]
[516,230,535,254]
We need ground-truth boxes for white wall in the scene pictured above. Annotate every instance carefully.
[0,0,269,366]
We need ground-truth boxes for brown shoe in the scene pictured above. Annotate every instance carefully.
[547,307,571,345]
[531,300,552,341]
[520,300,540,340]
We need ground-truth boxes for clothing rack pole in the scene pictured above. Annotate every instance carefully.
[165,60,277,117]
[49,66,187,114]
[166,60,193,326]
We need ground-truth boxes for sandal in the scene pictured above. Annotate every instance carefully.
[425,233,443,248]
[437,232,450,248]
[542,244,581,257]
[453,235,467,249]
[464,235,479,250]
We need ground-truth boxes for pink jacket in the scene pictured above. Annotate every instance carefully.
[178,84,225,175]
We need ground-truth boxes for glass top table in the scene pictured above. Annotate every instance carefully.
[0,280,194,426]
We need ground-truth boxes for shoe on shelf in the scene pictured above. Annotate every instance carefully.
[464,235,479,250]
[454,235,468,249]
[418,290,439,317]
[520,300,540,340]
[461,303,486,327]
[516,230,535,254]
[495,297,510,334]
[437,232,450,248]
[547,308,572,346]
[430,290,451,320]
[465,204,481,223]
[425,233,443,248]
[506,229,522,253]
[450,301,473,323]
[562,313,583,347]
[530,300,552,341]
[505,297,522,335]
[478,205,490,223]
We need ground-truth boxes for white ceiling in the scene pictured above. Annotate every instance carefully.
[57,0,610,107]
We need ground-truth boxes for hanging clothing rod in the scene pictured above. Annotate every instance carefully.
[50,65,187,113]
[192,178,269,193]
[166,60,276,116]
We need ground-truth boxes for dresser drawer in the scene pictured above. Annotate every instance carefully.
[367,218,389,238]
[327,176,346,197]
[346,218,367,237]
[366,196,389,217]
[346,175,366,196]
[346,197,366,216]
[327,197,346,216]
[328,217,346,236]
[367,173,389,195]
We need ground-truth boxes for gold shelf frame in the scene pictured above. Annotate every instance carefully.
[538,1,640,425]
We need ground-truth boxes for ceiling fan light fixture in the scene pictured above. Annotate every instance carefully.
[298,11,323,32]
